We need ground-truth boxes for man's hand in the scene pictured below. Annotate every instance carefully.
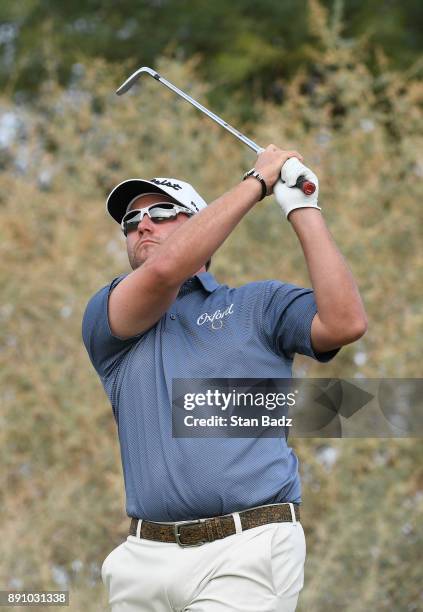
[274,158,320,219]
[254,145,303,193]
[254,145,320,218]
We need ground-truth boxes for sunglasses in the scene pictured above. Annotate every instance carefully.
[121,202,193,236]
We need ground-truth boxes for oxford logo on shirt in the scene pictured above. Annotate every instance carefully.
[197,304,234,330]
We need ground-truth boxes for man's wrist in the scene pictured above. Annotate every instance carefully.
[288,206,324,230]
[241,175,264,203]
[242,168,268,201]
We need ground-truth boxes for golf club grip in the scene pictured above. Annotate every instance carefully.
[296,176,316,195]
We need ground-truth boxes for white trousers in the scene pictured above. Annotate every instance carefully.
[101,520,306,611]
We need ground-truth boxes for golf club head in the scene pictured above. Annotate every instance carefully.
[116,66,160,95]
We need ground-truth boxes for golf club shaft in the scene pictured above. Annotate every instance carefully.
[116,67,315,195]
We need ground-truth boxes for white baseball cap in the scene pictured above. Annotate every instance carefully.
[106,177,208,224]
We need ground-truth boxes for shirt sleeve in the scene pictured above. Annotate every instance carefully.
[261,280,340,362]
[81,274,146,379]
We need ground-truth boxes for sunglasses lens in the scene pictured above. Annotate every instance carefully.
[122,210,142,236]
[149,204,177,222]
[123,210,142,223]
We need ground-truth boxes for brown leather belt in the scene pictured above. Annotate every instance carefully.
[129,503,300,548]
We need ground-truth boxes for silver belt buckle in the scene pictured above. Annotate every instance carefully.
[173,519,206,547]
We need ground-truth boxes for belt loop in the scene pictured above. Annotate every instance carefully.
[136,519,143,538]
[288,503,297,526]
[232,512,243,534]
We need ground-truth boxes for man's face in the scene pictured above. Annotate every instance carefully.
[125,193,191,270]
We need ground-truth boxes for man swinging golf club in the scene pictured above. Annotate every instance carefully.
[82,144,367,611]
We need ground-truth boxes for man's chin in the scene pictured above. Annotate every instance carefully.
[129,244,157,269]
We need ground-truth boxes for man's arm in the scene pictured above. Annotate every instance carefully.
[251,145,368,353]
[288,208,368,352]
[108,146,305,340]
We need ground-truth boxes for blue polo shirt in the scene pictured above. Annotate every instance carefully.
[82,272,338,521]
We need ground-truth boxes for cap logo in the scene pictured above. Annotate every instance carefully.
[150,178,182,191]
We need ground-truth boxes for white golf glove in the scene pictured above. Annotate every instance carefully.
[273,157,321,219]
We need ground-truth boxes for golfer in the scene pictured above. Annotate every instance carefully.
[82,145,367,611]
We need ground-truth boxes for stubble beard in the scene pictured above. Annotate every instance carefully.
[128,241,156,270]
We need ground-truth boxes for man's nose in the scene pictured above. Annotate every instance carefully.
[137,214,155,233]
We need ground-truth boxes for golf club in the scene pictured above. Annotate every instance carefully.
[116,67,316,196]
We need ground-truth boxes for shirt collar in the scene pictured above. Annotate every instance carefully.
[194,272,220,293]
